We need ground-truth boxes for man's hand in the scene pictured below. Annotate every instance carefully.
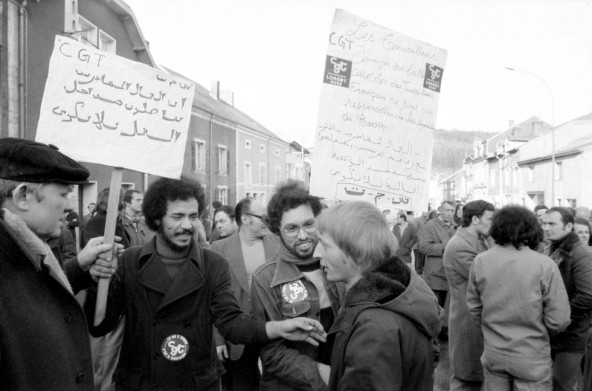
[78,236,122,271]
[216,344,229,362]
[89,257,116,281]
[265,318,327,346]
[317,363,330,385]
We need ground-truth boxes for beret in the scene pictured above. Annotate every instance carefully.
[0,138,89,184]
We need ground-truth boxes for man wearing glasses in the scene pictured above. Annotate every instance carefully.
[251,180,345,391]
[211,197,279,391]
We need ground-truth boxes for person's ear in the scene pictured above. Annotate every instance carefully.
[11,184,32,211]
[566,222,574,232]
[241,214,250,226]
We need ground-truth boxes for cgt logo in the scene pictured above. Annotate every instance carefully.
[330,57,349,74]
[428,65,441,80]
[161,334,189,361]
[323,55,352,88]
[423,63,444,93]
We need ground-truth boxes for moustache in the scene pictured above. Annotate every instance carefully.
[176,229,194,236]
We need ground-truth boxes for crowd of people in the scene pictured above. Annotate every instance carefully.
[2,136,592,391]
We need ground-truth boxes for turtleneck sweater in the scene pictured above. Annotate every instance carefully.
[239,230,266,289]
[155,234,190,281]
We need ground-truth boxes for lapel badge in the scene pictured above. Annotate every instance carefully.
[281,280,309,304]
[161,334,189,361]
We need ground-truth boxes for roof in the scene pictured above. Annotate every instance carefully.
[104,0,156,67]
[164,68,287,145]
[485,116,551,153]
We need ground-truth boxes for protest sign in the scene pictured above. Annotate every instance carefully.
[36,35,195,179]
[36,35,195,324]
[310,9,447,212]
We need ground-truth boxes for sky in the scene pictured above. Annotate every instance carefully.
[124,0,592,146]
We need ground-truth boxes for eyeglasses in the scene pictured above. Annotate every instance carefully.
[245,213,269,226]
[281,219,317,238]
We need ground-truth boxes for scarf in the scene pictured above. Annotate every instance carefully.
[279,241,319,267]
[1,208,73,294]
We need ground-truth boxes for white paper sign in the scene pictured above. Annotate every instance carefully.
[310,10,447,211]
[36,36,195,179]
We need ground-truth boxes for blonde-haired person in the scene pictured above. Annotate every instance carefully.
[314,201,441,391]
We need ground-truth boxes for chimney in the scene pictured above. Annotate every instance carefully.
[210,81,220,100]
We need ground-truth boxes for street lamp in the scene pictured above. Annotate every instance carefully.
[505,67,556,206]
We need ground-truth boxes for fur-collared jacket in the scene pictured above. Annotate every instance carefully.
[327,256,441,391]
[0,208,94,390]
[546,231,592,352]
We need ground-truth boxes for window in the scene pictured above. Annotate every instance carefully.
[77,16,116,53]
[244,162,252,187]
[217,145,228,176]
[555,161,563,181]
[99,30,116,53]
[245,139,251,149]
[192,139,206,172]
[490,169,496,187]
[275,165,282,184]
[528,166,534,182]
[275,149,280,157]
[216,186,228,205]
[78,16,98,48]
[259,163,267,185]
[260,144,266,153]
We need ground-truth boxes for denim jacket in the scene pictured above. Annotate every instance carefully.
[251,253,345,391]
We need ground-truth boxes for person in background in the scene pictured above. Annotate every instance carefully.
[419,200,457,341]
[393,212,415,264]
[453,203,464,228]
[120,189,153,247]
[85,177,326,391]
[443,200,495,391]
[576,207,592,221]
[543,207,592,390]
[211,198,280,391]
[574,216,592,246]
[65,208,80,244]
[213,205,239,242]
[413,211,428,275]
[251,180,345,391]
[83,188,131,391]
[0,137,116,390]
[534,204,549,226]
[467,205,570,390]
[48,218,79,267]
[315,201,440,391]
[80,202,96,246]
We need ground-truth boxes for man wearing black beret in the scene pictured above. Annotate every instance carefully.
[0,137,117,390]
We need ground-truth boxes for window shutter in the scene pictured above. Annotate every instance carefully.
[191,142,196,172]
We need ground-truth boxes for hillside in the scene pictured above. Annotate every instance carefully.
[431,128,495,179]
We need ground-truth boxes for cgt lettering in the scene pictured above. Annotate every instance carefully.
[329,32,353,50]
[59,41,105,67]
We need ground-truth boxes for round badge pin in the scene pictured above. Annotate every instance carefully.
[161,334,189,361]
[281,280,309,303]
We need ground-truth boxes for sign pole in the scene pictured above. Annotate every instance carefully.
[94,167,123,326]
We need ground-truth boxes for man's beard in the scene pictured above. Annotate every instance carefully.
[281,236,317,260]
[158,225,194,251]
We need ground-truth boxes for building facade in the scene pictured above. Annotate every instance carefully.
[1,0,289,214]
[459,116,550,207]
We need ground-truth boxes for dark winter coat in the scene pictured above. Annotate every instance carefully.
[0,209,94,390]
[327,256,441,391]
[84,237,270,391]
[82,211,130,249]
[546,232,592,352]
